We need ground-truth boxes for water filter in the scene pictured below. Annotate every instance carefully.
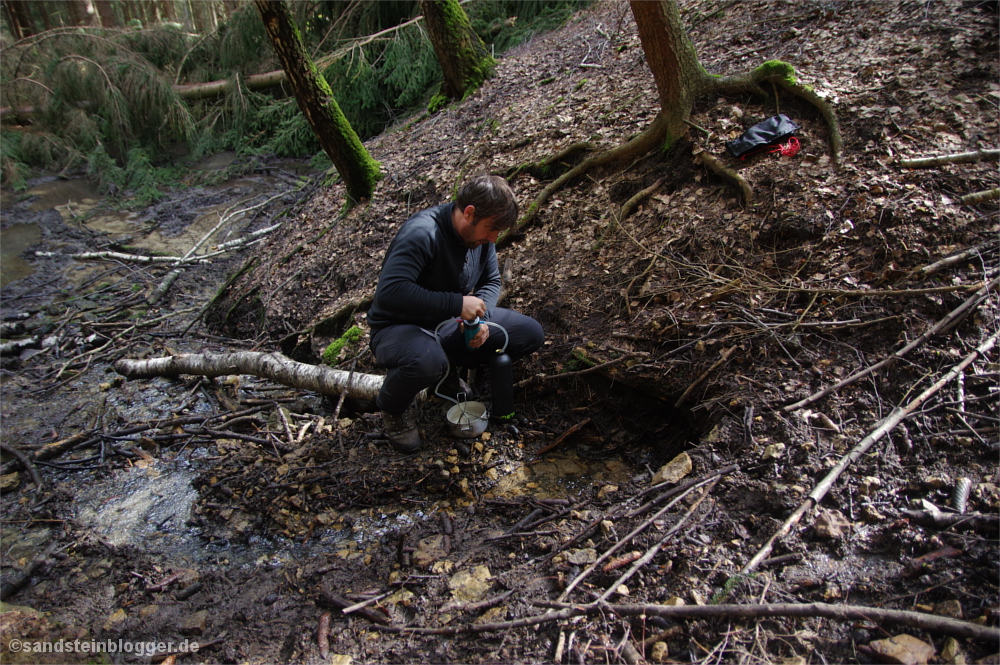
[463,317,480,348]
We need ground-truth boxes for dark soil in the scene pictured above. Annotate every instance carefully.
[1,1,998,664]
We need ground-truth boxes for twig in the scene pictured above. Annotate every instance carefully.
[899,148,999,168]
[744,329,1000,576]
[147,192,285,306]
[515,353,640,388]
[534,601,1000,643]
[332,360,357,453]
[536,418,591,456]
[911,239,998,277]
[960,188,1000,205]
[558,478,714,601]
[378,599,999,642]
[785,283,986,297]
[0,442,44,491]
[596,479,718,602]
[340,591,392,615]
[675,345,736,407]
[317,588,390,625]
[782,275,999,413]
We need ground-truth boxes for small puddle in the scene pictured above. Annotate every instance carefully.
[494,455,632,498]
[0,223,42,288]
[25,179,103,213]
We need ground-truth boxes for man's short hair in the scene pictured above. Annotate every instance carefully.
[456,175,518,231]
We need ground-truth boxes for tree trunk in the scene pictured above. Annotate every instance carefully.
[420,0,495,108]
[93,0,119,28]
[65,0,90,26]
[629,0,713,150]
[2,0,34,38]
[254,0,381,204]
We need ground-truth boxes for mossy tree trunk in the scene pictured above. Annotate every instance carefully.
[420,0,495,109]
[254,0,381,204]
[629,0,715,151]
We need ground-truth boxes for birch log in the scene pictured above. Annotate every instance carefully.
[114,351,384,400]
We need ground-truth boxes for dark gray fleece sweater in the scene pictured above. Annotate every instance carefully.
[367,203,501,333]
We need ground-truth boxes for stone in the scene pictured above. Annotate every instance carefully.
[858,476,882,496]
[103,608,126,631]
[597,484,618,500]
[179,609,208,636]
[662,597,685,606]
[934,599,963,619]
[651,453,692,485]
[868,634,935,665]
[0,471,20,492]
[138,604,159,619]
[412,535,449,568]
[813,509,851,539]
[650,642,669,663]
[762,443,786,460]
[566,548,597,565]
[448,566,492,602]
[941,637,962,664]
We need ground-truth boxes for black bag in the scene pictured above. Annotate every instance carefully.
[726,114,800,159]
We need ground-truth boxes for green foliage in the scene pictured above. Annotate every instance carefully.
[321,325,364,366]
[319,23,441,139]
[86,145,179,206]
[0,0,591,187]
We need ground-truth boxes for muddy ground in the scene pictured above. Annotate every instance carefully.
[2,1,999,664]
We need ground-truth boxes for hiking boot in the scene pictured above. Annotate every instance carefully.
[381,411,422,453]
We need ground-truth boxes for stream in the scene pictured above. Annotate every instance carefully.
[0,161,639,583]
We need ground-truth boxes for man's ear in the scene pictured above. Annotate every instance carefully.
[463,205,477,222]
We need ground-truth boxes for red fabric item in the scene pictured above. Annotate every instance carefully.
[767,136,800,157]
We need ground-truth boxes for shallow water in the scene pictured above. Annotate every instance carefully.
[0,223,41,288]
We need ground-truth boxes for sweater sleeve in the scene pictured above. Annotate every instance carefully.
[373,220,463,322]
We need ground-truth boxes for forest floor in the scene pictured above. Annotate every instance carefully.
[1,1,999,664]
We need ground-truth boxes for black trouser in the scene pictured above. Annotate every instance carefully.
[370,308,544,415]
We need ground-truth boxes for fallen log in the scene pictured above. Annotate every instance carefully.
[115,351,383,400]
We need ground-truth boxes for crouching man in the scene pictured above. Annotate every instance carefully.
[367,175,544,452]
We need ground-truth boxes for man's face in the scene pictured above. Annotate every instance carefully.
[454,205,501,249]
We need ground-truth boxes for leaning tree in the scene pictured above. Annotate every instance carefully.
[515,0,842,232]
[254,0,381,205]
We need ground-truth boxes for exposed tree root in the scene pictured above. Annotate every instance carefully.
[509,59,842,234]
[505,141,596,181]
[508,116,669,236]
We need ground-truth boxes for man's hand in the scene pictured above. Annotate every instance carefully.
[463,321,490,348]
[461,295,487,321]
